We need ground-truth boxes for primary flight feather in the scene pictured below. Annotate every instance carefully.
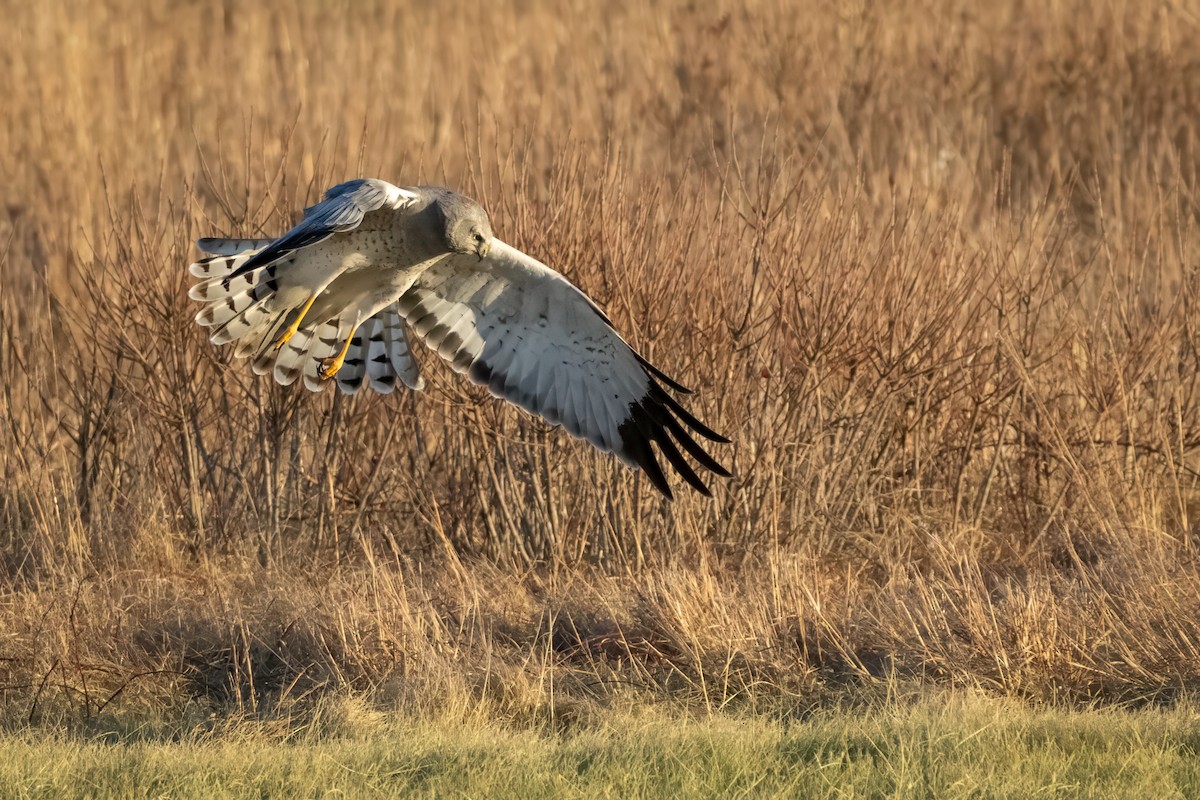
[188,179,730,498]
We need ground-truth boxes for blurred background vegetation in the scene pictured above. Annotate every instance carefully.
[3,0,1200,732]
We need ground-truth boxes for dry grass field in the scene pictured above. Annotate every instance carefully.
[4,0,1200,781]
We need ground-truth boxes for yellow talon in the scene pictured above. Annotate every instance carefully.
[318,326,358,381]
[273,293,319,350]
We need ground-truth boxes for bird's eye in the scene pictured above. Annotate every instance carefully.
[473,232,484,243]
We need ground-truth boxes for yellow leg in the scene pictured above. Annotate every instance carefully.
[273,293,319,350]
[319,324,359,381]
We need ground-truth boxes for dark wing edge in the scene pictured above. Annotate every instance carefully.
[579,288,730,497]
[220,178,416,283]
[612,358,731,500]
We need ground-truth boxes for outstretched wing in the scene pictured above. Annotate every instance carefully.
[396,240,730,498]
[223,178,418,282]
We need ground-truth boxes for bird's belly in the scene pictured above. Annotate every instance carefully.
[306,253,442,326]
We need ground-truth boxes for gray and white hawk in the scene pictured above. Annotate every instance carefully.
[188,179,729,498]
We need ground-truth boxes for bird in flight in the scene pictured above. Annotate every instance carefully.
[188,179,730,498]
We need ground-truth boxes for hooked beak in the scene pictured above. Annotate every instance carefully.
[476,239,491,261]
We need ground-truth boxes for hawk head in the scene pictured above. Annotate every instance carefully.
[438,191,494,260]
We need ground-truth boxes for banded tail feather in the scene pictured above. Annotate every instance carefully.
[192,261,282,343]
[189,241,296,363]
[188,239,274,279]
[332,306,425,395]
[212,302,425,397]
[312,307,427,396]
[377,306,424,392]
[335,325,371,395]
[302,317,355,393]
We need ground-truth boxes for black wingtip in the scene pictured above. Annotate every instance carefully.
[655,431,713,496]
[650,384,728,443]
[614,384,735,499]
[650,405,732,478]
[633,404,712,497]
[635,353,693,394]
[617,414,674,499]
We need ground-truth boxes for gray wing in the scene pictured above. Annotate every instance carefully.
[222,178,417,281]
[195,237,274,256]
[396,240,730,499]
